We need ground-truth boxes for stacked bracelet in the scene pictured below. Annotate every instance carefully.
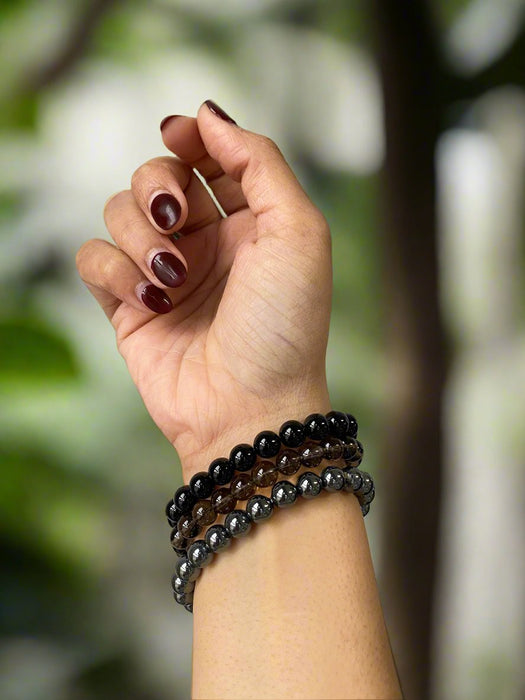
[165,412,375,614]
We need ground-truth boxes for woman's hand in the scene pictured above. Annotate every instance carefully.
[76,101,333,478]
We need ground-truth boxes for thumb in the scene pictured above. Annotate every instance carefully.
[197,100,322,229]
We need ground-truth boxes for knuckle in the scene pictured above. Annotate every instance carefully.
[131,157,173,191]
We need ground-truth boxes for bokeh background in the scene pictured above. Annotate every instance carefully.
[1,1,524,698]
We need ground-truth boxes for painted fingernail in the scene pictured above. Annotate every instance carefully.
[151,193,182,230]
[140,284,173,314]
[205,100,237,125]
[151,252,187,288]
[160,115,180,131]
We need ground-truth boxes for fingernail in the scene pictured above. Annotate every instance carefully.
[151,252,187,288]
[140,284,173,314]
[151,193,182,230]
[205,100,237,125]
[160,115,180,131]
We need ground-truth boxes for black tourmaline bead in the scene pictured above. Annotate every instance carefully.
[321,466,345,491]
[303,413,330,441]
[279,420,306,448]
[205,524,232,552]
[271,480,298,507]
[189,471,215,499]
[297,471,323,498]
[326,411,350,438]
[346,413,358,438]
[208,457,235,485]
[173,485,197,515]
[253,430,281,458]
[170,527,189,554]
[224,509,252,537]
[165,498,181,527]
[229,443,257,471]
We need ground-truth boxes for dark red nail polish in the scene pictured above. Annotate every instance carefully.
[150,193,181,230]
[151,252,187,288]
[205,100,237,125]
[141,284,173,314]
[160,115,179,131]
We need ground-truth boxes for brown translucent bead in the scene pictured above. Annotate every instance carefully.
[322,437,344,461]
[230,473,257,500]
[276,448,301,475]
[192,499,217,527]
[210,487,237,514]
[342,436,361,465]
[170,528,188,551]
[177,513,200,538]
[300,442,324,468]
[252,460,278,487]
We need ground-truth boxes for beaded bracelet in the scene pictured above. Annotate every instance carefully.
[171,466,375,613]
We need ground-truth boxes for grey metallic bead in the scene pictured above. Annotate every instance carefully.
[360,486,375,506]
[184,602,193,614]
[321,466,345,491]
[361,503,370,517]
[175,556,201,583]
[296,471,323,499]
[271,480,298,507]
[225,509,252,537]
[205,524,232,552]
[171,574,195,595]
[356,471,373,496]
[343,468,363,493]
[187,539,214,569]
[173,590,188,605]
[246,494,274,522]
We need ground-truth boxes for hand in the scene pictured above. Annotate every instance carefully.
[76,101,333,478]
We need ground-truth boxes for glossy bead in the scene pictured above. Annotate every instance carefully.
[360,487,375,506]
[184,602,194,613]
[208,457,235,485]
[177,514,200,539]
[170,527,189,553]
[253,430,281,458]
[251,460,278,487]
[343,468,363,493]
[174,590,187,605]
[279,419,306,448]
[356,440,364,457]
[230,473,256,500]
[303,413,330,441]
[361,503,370,517]
[300,442,324,468]
[210,487,237,514]
[271,480,297,507]
[246,494,274,522]
[205,524,232,552]
[321,437,344,461]
[189,471,215,499]
[165,498,181,527]
[321,466,345,491]
[225,509,252,537]
[192,499,217,527]
[357,471,373,496]
[171,574,195,595]
[341,436,359,460]
[297,471,323,498]
[346,413,358,438]
[276,449,301,475]
[187,539,214,568]
[173,485,197,515]
[229,443,257,471]
[326,410,350,438]
[175,556,201,582]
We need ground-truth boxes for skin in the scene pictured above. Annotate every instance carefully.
[76,102,403,699]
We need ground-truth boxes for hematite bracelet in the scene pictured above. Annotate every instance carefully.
[171,466,375,613]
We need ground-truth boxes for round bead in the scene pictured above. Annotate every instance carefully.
[173,485,197,515]
[357,471,373,496]
[321,466,345,491]
[346,413,358,438]
[251,460,278,487]
[279,420,306,448]
[321,437,344,461]
[170,527,189,553]
[253,430,281,458]
[174,590,187,605]
[343,468,363,493]
[171,574,195,595]
[189,471,215,499]
[246,494,274,522]
[187,539,214,568]
[229,443,257,471]
[205,524,232,552]
[230,473,257,500]
[341,436,359,460]
[326,410,350,438]
[361,503,370,517]
[360,487,375,506]
[165,499,181,527]
[225,509,252,537]
[276,449,301,475]
[297,471,323,498]
[177,513,200,539]
[210,487,237,514]
[175,556,201,582]
[184,602,194,613]
[192,499,217,527]
[303,413,330,441]
[300,442,324,468]
[356,440,364,457]
[271,480,298,507]
[208,457,235,485]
